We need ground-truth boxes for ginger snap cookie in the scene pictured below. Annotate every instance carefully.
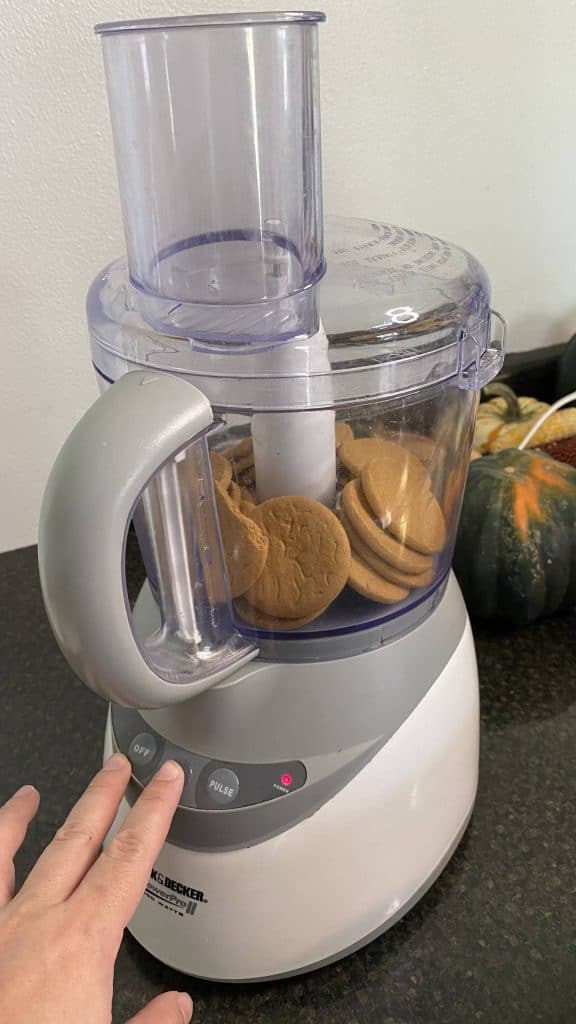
[339,438,431,484]
[402,432,438,467]
[372,427,437,467]
[348,552,409,604]
[224,437,255,476]
[245,495,351,619]
[223,437,253,462]
[214,482,268,598]
[342,513,434,589]
[228,479,242,505]
[342,479,433,574]
[362,457,446,555]
[234,596,328,631]
[335,421,354,449]
[210,451,233,490]
[233,453,255,475]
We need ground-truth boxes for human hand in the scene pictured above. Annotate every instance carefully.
[0,754,192,1024]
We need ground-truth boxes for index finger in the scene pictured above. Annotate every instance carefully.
[72,759,184,939]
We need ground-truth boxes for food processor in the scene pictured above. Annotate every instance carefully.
[37,12,505,981]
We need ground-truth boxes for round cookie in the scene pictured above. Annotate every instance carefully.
[339,437,431,484]
[233,453,255,474]
[348,552,409,604]
[362,457,446,555]
[214,482,268,598]
[245,495,351,619]
[228,479,242,505]
[403,432,438,467]
[210,451,232,490]
[234,596,328,631]
[342,479,433,574]
[342,512,434,589]
[372,428,437,467]
[223,437,255,480]
[335,421,354,449]
[223,437,253,461]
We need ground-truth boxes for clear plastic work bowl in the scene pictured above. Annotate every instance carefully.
[200,386,478,659]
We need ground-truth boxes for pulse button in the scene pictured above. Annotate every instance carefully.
[128,733,157,767]
[206,768,240,805]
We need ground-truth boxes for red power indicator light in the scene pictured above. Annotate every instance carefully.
[281,773,293,787]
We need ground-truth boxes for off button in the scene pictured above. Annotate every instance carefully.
[129,733,157,767]
[207,768,240,805]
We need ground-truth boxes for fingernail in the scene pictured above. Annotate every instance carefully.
[14,785,37,798]
[177,992,193,1022]
[103,753,129,771]
[155,759,183,782]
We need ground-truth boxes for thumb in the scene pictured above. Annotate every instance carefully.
[127,991,193,1024]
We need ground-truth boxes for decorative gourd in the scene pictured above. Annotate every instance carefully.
[474,384,548,452]
[454,448,576,625]
[474,383,576,453]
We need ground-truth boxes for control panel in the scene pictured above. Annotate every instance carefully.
[112,706,307,811]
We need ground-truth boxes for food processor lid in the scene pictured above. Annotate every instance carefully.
[320,217,489,341]
[88,215,504,410]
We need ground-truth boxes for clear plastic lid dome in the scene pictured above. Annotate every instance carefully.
[89,215,504,409]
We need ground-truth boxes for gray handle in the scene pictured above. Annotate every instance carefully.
[38,371,257,709]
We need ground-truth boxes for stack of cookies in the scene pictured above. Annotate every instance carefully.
[337,437,446,605]
[235,495,351,630]
[208,424,445,631]
[211,442,351,630]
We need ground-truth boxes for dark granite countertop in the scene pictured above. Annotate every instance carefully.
[1,543,575,1023]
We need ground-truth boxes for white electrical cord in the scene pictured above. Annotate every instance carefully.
[517,390,576,450]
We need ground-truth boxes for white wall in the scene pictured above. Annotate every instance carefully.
[2,0,576,552]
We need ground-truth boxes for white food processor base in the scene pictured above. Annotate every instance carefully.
[103,615,479,982]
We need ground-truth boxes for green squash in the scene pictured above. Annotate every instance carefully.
[454,448,576,625]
